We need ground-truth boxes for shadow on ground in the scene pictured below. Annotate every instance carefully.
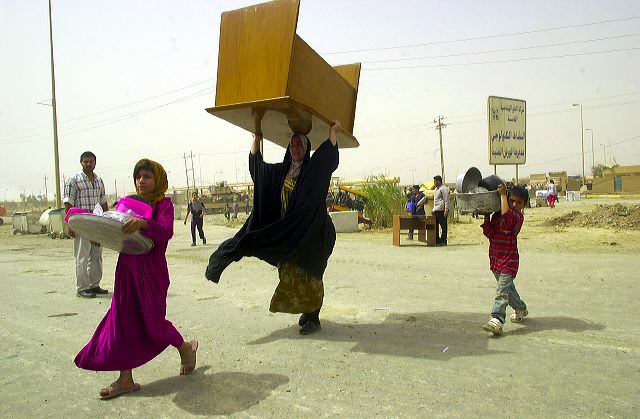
[133,366,288,416]
[249,311,604,360]
[507,316,605,335]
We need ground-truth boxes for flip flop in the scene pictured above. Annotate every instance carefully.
[180,340,198,375]
[99,382,141,400]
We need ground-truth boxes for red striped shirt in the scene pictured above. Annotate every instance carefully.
[481,209,524,277]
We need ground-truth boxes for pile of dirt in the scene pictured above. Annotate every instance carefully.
[546,204,640,230]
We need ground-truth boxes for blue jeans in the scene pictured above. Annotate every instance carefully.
[491,272,526,323]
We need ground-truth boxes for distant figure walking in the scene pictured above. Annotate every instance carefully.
[547,179,558,208]
[232,196,239,219]
[184,191,206,246]
[242,192,250,214]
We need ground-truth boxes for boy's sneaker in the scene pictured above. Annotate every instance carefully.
[482,318,503,335]
[510,309,529,323]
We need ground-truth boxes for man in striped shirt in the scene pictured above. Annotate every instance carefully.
[481,184,529,335]
[63,151,109,298]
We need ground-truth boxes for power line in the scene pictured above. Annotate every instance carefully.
[362,33,640,64]
[437,91,640,123]
[0,87,214,145]
[353,133,640,178]
[355,91,640,138]
[0,78,215,138]
[61,79,215,124]
[323,15,640,55]
[355,97,640,141]
[524,134,640,168]
[364,47,640,71]
[446,99,640,127]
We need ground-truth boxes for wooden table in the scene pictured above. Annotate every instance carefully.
[206,0,361,150]
[392,215,436,246]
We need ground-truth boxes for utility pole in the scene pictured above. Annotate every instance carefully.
[234,152,238,184]
[586,128,595,170]
[114,179,118,199]
[48,0,62,208]
[572,104,585,186]
[43,174,48,204]
[183,152,191,196]
[433,116,446,182]
[189,151,196,192]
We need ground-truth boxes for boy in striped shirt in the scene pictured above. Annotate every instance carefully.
[481,184,529,335]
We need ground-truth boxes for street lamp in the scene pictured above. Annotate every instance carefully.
[599,143,607,164]
[572,104,585,186]
[48,0,62,208]
[585,128,595,170]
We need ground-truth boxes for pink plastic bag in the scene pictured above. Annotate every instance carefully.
[64,207,91,223]
[115,196,153,220]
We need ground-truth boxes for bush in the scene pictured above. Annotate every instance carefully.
[362,178,406,228]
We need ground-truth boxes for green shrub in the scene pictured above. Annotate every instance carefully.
[362,179,406,228]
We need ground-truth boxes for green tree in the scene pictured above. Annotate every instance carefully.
[591,163,618,178]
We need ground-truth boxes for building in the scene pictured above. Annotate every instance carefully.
[590,165,640,194]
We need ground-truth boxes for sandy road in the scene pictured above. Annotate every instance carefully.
[0,199,638,417]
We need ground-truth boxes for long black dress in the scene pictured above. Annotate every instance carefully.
[205,139,339,289]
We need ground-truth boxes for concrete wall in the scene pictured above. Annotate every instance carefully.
[328,211,359,233]
[603,165,640,176]
[591,177,613,193]
[622,175,640,192]
[591,174,640,193]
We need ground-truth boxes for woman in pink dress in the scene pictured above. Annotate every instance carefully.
[74,158,198,399]
[547,179,558,208]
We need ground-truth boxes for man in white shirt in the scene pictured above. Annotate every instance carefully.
[63,151,109,298]
[432,175,450,246]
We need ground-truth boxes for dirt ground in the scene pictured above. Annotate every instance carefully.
[0,197,638,418]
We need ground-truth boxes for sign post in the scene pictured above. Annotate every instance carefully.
[488,96,526,182]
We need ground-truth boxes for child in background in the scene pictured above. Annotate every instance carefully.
[481,184,529,335]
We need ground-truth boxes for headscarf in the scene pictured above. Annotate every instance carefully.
[133,158,168,205]
[285,134,309,179]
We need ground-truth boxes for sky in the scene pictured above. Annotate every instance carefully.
[1,0,639,201]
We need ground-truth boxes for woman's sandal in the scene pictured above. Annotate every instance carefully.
[180,340,198,375]
[99,382,141,400]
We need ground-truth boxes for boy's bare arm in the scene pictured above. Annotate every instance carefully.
[498,184,509,215]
